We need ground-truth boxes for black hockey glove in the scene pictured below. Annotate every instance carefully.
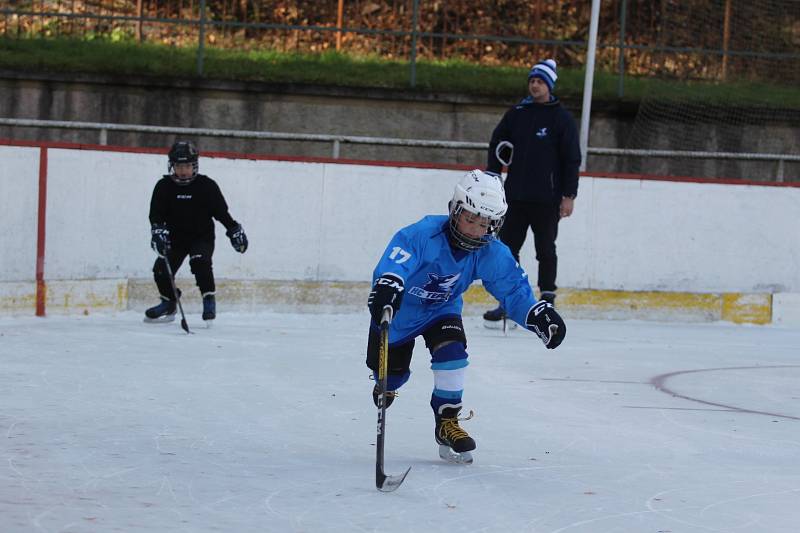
[226,224,248,253]
[150,223,171,257]
[526,301,566,349]
[368,274,404,323]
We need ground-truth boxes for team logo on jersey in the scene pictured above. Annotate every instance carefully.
[409,273,461,302]
[176,194,192,199]
[536,127,548,138]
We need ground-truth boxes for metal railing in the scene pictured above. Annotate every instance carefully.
[2,117,797,181]
[0,118,486,158]
[587,148,799,182]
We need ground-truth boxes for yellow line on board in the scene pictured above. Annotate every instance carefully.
[464,286,771,325]
[3,280,773,324]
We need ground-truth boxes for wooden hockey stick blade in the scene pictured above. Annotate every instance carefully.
[180,318,191,334]
[376,465,411,492]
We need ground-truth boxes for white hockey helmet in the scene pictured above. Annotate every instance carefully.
[448,169,507,251]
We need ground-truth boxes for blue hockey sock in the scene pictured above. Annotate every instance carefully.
[431,392,462,413]
[430,342,468,413]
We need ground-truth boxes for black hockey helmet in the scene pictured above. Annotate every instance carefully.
[168,141,199,185]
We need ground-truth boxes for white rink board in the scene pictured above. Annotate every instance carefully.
[315,163,459,281]
[1,145,799,294]
[773,292,800,327]
[0,145,40,282]
[557,177,800,293]
[44,148,161,280]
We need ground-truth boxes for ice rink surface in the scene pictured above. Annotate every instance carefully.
[1,310,799,533]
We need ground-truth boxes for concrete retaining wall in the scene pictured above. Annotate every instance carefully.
[3,71,798,180]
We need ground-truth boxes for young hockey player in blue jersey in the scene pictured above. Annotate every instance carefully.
[366,169,567,464]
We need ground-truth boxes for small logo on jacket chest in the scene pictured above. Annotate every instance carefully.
[176,194,192,199]
[536,127,549,138]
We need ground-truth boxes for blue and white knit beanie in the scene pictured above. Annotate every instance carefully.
[528,59,558,91]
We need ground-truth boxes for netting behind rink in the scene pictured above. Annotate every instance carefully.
[624,0,800,182]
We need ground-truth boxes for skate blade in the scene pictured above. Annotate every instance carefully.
[203,319,214,329]
[143,314,176,324]
[483,319,517,331]
[438,444,473,464]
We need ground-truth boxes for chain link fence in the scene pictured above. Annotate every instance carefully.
[3,1,799,90]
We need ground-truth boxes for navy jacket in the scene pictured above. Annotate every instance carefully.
[487,96,581,203]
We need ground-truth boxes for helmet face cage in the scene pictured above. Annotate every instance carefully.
[168,141,199,185]
[448,202,505,251]
[448,170,507,251]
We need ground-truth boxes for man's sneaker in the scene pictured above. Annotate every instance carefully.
[372,384,396,408]
[540,291,556,305]
[435,404,476,463]
[144,297,176,322]
[202,294,216,321]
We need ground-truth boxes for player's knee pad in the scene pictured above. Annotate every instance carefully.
[431,342,469,393]
[189,254,212,275]
[153,260,169,277]
[385,348,412,390]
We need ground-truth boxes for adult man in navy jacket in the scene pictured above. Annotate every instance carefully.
[483,59,581,324]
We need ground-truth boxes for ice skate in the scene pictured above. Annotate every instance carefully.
[202,293,216,326]
[372,383,397,409]
[435,404,475,464]
[483,305,517,332]
[143,297,176,323]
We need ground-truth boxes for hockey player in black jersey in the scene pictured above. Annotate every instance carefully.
[145,141,248,324]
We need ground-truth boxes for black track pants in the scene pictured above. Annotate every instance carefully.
[498,200,560,293]
[152,239,216,299]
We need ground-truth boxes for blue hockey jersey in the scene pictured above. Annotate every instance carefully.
[372,215,538,343]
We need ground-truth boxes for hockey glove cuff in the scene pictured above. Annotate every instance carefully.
[526,301,566,349]
[226,223,248,253]
[368,273,404,324]
[150,223,171,257]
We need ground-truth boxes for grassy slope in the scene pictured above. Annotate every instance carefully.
[2,37,799,109]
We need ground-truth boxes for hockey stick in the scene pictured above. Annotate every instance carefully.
[375,305,411,492]
[162,257,191,334]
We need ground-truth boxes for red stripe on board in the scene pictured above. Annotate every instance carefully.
[0,137,476,172]
[35,147,48,317]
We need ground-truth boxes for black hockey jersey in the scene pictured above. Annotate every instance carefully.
[149,174,237,240]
